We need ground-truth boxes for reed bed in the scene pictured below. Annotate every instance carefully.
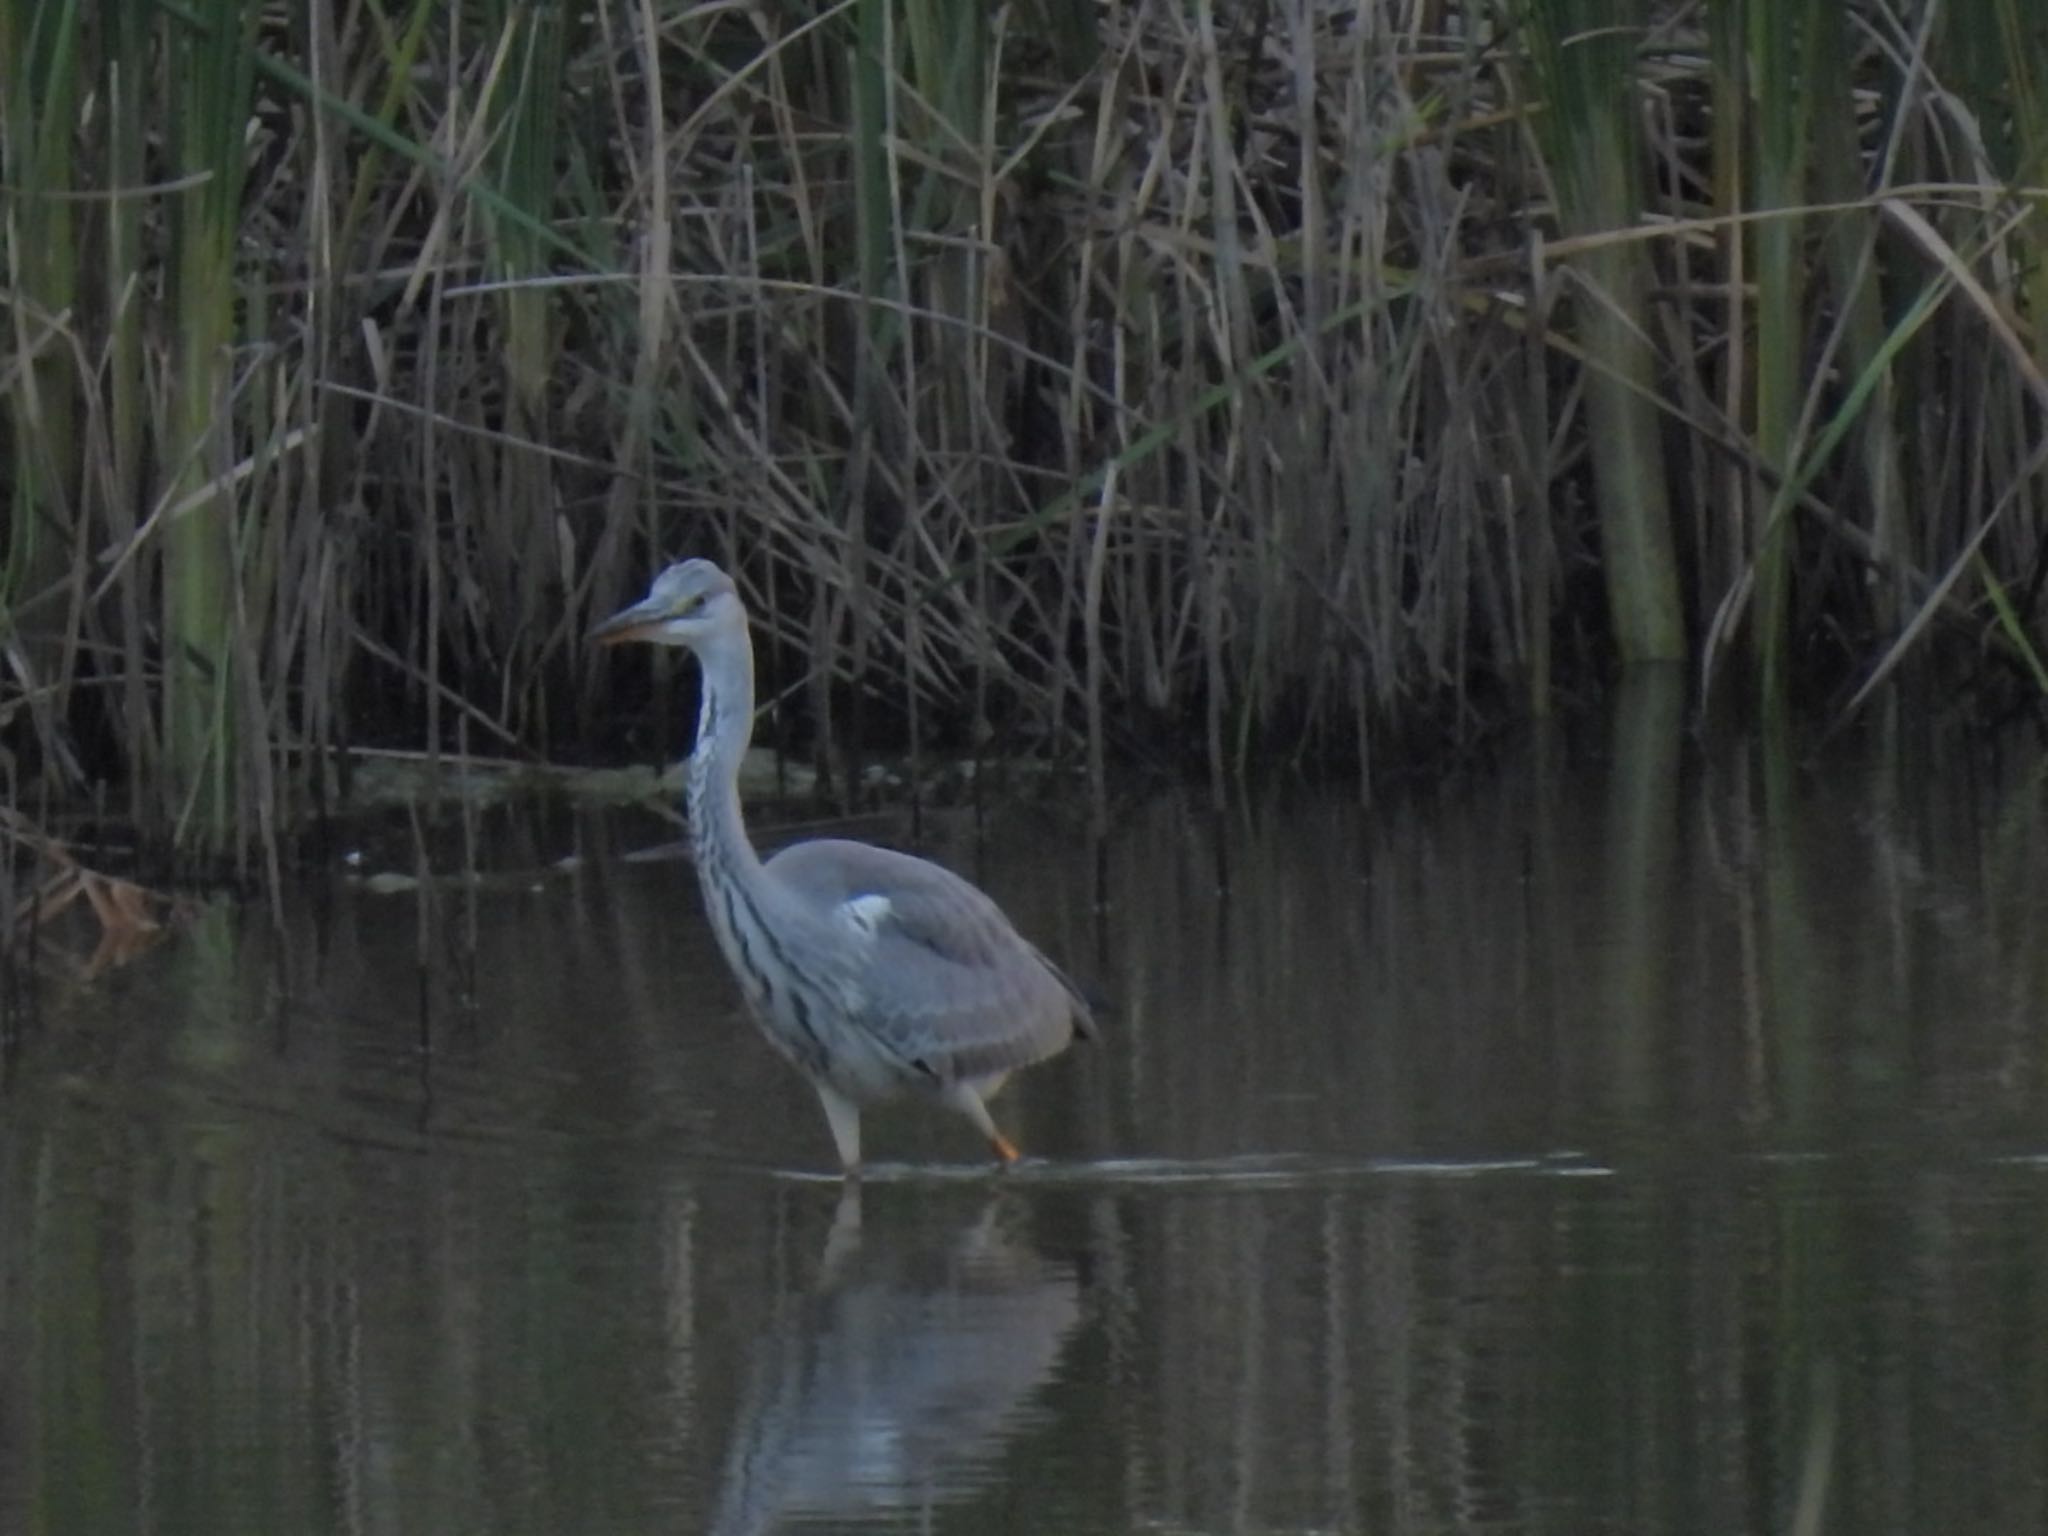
[3,0,2047,870]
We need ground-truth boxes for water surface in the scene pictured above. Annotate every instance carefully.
[8,718,2048,1534]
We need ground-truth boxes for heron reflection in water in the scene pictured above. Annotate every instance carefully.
[593,560,1095,1172]
[709,1187,1082,1535]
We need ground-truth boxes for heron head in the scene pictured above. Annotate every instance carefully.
[591,559,744,649]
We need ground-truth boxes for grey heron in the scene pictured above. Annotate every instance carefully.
[593,559,1094,1171]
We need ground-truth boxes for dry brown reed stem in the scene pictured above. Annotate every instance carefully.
[2,0,2047,864]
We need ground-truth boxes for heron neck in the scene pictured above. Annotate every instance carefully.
[688,628,763,877]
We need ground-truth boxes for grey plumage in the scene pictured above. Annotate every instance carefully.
[593,558,1093,1170]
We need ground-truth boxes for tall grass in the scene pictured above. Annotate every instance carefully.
[1743,0,1819,717]
[2,0,2048,868]
[1520,0,1685,665]
[1,0,84,780]
[162,0,256,843]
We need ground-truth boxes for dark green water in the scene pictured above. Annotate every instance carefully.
[7,720,2048,1534]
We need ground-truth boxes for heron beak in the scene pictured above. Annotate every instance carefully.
[589,598,669,646]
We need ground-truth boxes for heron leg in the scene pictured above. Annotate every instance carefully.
[813,1082,863,1173]
[942,1082,1021,1164]
[819,1183,864,1277]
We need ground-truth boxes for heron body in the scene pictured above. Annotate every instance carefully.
[594,559,1093,1171]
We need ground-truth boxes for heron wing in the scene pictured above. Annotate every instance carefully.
[764,839,1088,1085]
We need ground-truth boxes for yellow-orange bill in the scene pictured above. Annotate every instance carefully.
[591,618,663,646]
[991,1132,1022,1164]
